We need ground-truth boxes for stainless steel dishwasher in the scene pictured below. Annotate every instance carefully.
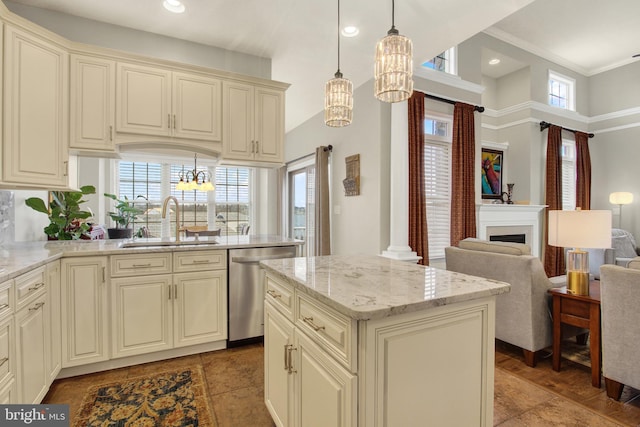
[228,245,297,345]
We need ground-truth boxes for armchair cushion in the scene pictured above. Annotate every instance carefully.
[627,257,640,270]
[458,238,531,256]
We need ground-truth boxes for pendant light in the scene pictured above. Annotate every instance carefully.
[176,153,215,192]
[324,0,353,127]
[374,0,413,103]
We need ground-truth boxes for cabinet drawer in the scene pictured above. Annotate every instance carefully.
[15,267,46,310]
[265,274,294,322]
[111,253,172,277]
[173,250,226,273]
[296,291,356,372]
[0,280,13,320]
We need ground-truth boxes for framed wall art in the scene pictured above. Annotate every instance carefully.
[481,148,503,199]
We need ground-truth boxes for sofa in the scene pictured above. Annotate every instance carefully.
[445,238,567,367]
[587,228,639,279]
[600,259,640,400]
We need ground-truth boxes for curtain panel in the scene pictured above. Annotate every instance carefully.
[408,91,429,265]
[450,102,477,247]
[314,146,331,256]
[544,125,565,277]
[575,131,592,210]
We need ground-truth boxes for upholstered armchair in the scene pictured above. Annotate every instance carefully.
[587,229,640,279]
[445,238,567,367]
[600,261,640,400]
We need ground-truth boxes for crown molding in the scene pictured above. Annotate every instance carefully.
[589,106,640,124]
[484,101,589,124]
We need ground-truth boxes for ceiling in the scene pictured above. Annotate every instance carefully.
[6,0,639,131]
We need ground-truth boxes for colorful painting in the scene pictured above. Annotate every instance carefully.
[481,148,503,199]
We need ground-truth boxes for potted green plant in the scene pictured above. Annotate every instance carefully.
[25,185,96,240]
[104,193,145,239]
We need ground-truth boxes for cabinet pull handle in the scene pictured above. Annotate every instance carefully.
[191,260,211,264]
[109,125,113,141]
[286,344,297,374]
[266,289,282,299]
[29,302,45,312]
[132,263,152,268]
[28,282,45,292]
[0,357,8,367]
[283,343,289,371]
[302,316,325,332]
[174,284,178,300]
[173,114,176,129]
[251,140,255,153]
[0,303,8,309]
[63,161,69,177]
[255,140,259,154]
[168,284,172,300]
[168,113,171,129]
[102,266,106,283]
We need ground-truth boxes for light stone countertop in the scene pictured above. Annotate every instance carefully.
[260,254,511,321]
[0,235,301,282]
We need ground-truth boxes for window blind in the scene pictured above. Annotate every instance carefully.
[424,139,451,258]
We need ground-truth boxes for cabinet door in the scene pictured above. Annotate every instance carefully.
[222,81,254,160]
[15,294,48,404]
[293,330,357,427]
[116,62,171,136]
[70,54,116,151]
[173,72,221,141]
[173,271,226,348]
[46,261,61,383]
[264,303,294,427]
[254,87,284,163]
[61,257,108,367]
[0,317,14,390]
[3,25,69,187]
[111,275,173,358]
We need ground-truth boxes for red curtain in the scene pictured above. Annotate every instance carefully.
[544,125,565,277]
[575,131,592,210]
[450,102,477,247]
[408,91,428,265]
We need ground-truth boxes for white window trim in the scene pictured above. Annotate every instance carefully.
[548,70,576,111]
[421,46,457,76]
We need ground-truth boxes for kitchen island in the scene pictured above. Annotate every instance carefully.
[260,254,510,427]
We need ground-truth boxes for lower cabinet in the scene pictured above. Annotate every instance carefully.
[61,257,108,368]
[111,270,227,358]
[46,261,61,384]
[265,303,356,427]
[15,292,48,403]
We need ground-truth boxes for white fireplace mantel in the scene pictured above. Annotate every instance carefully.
[477,204,547,258]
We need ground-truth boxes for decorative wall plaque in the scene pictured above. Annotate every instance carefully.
[342,154,360,196]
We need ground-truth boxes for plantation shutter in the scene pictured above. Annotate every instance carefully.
[561,141,576,211]
[424,139,451,258]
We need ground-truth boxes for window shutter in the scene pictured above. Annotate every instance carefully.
[424,139,451,258]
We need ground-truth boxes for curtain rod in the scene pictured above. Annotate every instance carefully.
[423,92,485,113]
[539,121,594,138]
[286,145,333,166]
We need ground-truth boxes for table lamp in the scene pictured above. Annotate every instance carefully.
[609,192,633,228]
[548,209,611,296]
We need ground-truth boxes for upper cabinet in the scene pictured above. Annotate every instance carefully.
[116,62,222,142]
[2,24,70,188]
[222,81,285,164]
[70,54,116,153]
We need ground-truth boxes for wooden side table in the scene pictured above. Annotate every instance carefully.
[548,281,601,388]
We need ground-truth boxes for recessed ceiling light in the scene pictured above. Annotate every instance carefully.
[341,26,359,37]
[163,0,185,13]
[488,58,501,65]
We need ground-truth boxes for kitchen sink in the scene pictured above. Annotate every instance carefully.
[120,238,219,248]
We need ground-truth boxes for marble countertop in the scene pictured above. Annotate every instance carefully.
[260,254,511,321]
[0,235,301,282]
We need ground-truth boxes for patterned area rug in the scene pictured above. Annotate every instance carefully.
[73,367,215,426]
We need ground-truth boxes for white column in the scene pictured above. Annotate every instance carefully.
[381,102,421,263]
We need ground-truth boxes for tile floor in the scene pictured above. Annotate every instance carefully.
[43,341,640,426]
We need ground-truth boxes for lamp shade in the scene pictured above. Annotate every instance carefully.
[548,210,611,249]
[325,72,353,127]
[374,30,413,103]
[609,192,633,205]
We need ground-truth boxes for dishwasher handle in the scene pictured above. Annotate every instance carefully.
[232,253,296,264]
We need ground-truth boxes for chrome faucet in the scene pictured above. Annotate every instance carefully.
[161,196,181,242]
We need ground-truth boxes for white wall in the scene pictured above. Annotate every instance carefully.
[13,190,50,241]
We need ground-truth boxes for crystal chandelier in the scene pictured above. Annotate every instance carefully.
[374,0,413,103]
[324,0,353,127]
[176,154,215,192]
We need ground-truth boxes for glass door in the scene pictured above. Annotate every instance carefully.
[289,165,315,257]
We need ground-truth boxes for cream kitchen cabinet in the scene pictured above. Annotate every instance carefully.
[222,81,284,163]
[70,54,116,153]
[0,278,15,404]
[2,24,71,188]
[61,257,109,368]
[116,62,221,141]
[111,250,227,359]
[264,278,356,427]
[45,261,61,384]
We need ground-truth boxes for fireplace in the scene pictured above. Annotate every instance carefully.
[477,204,546,258]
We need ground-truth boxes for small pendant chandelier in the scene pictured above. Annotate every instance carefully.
[324,0,353,127]
[374,0,413,103]
[176,153,215,192]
